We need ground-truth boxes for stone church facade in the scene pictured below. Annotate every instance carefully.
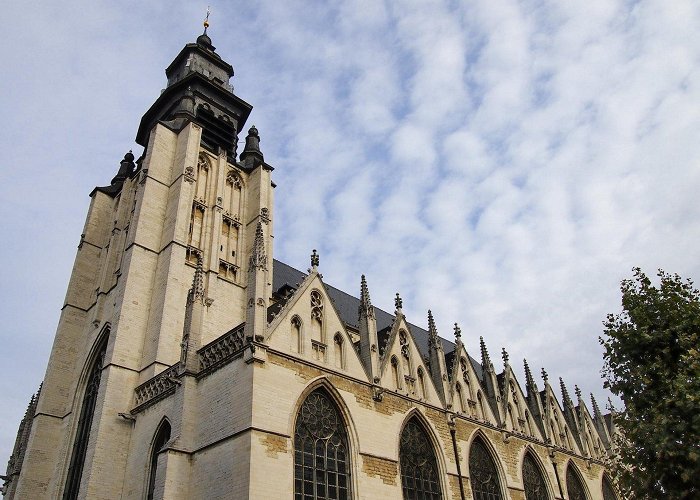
[4,29,620,500]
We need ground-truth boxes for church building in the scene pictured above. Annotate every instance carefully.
[4,26,620,500]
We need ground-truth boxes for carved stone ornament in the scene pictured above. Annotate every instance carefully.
[184,166,196,183]
[226,169,242,189]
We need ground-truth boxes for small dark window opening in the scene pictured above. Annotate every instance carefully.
[147,421,172,500]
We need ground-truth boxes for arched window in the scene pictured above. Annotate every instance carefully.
[399,417,442,500]
[294,389,350,500]
[476,392,485,420]
[522,451,549,500]
[292,316,303,353]
[63,336,108,500]
[566,463,588,500]
[602,475,617,500]
[147,420,171,500]
[468,436,503,500]
[417,368,426,399]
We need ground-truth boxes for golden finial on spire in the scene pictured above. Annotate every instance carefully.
[203,6,211,32]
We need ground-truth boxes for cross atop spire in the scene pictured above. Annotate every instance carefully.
[574,385,582,401]
[501,347,509,366]
[311,249,320,270]
[203,6,211,33]
[541,367,548,383]
[453,323,461,339]
[394,292,403,311]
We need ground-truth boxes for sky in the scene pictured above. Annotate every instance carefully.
[1,0,699,465]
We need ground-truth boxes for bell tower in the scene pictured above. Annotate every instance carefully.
[10,22,274,499]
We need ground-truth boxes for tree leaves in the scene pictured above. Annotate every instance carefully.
[600,269,700,499]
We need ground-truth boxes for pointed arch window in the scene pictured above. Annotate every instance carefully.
[399,418,442,500]
[602,475,618,500]
[417,368,426,400]
[294,389,350,500]
[566,463,588,500]
[63,336,108,500]
[468,437,503,500]
[292,316,303,353]
[522,451,549,500]
[147,420,171,500]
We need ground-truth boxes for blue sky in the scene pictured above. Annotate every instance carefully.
[1,0,699,463]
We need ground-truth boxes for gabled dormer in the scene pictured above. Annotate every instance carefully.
[377,295,440,403]
[265,252,367,380]
[498,350,544,441]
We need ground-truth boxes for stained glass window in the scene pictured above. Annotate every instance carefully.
[294,390,350,500]
[522,452,549,500]
[469,437,503,500]
[63,338,108,500]
[400,418,442,499]
[566,464,587,500]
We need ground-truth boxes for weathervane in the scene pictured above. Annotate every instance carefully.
[203,6,211,33]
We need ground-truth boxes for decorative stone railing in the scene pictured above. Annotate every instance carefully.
[133,364,180,412]
[198,323,246,375]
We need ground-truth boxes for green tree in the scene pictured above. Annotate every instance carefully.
[600,268,700,499]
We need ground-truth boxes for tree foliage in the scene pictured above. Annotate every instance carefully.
[600,268,700,499]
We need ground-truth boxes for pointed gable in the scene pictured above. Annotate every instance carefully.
[377,296,441,404]
[266,269,369,381]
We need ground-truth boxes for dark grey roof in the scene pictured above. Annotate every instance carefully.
[272,259,456,358]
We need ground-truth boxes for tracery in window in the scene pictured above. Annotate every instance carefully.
[310,290,324,343]
[566,463,587,500]
[522,451,549,500]
[294,389,350,500]
[63,336,108,500]
[147,420,171,500]
[399,418,442,500]
[468,436,503,500]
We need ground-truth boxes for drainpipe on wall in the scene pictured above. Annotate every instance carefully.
[449,417,466,500]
